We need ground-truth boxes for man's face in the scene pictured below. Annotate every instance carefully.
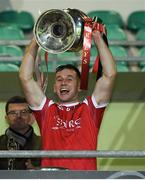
[5,103,32,132]
[54,69,80,103]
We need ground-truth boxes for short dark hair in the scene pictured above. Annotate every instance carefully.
[56,64,81,79]
[5,96,28,114]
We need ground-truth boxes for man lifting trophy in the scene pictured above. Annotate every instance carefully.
[19,8,116,170]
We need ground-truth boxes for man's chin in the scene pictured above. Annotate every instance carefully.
[58,95,70,102]
[60,99,70,103]
[59,97,72,103]
[11,125,27,131]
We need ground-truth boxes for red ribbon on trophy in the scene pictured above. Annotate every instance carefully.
[80,18,93,90]
[80,18,108,90]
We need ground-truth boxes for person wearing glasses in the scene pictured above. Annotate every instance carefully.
[0,96,41,170]
[19,30,117,170]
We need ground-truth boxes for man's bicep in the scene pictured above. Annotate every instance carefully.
[22,79,45,108]
[92,76,115,105]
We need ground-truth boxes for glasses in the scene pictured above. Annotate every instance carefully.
[7,109,31,118]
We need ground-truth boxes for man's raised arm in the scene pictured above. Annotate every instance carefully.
[92,31,117,105]
[19,38,45,108]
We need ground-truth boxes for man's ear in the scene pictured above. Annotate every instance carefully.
[5,115,9,125]
[29,114,35,125]
[78,81,82,92]
[5,115,8,120]
[78,88,82,92]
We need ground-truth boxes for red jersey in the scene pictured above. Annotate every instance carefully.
[32,96,106,170]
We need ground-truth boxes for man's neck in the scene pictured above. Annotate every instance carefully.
[11,126,30,135]
[58,101,79,107]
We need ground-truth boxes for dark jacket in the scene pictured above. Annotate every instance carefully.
[0,126,41,170]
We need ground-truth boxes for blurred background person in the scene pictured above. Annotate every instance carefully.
[0,95,41,170]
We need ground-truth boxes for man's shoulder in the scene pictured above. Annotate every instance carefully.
[30,97,55,111]
[85,95,108,108]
